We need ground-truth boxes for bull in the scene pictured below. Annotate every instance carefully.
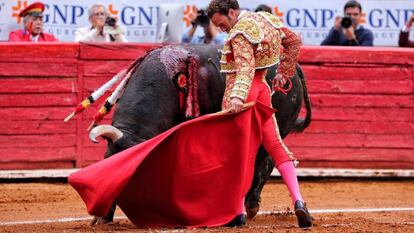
[89,44,311,225]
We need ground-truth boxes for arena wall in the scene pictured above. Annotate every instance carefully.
[0,43,412,169]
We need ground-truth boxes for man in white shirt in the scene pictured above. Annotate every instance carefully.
[75,3,127,42]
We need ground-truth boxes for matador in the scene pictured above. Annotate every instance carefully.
[208,0,312,228]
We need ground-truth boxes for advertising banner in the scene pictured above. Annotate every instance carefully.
[0,0,413,45]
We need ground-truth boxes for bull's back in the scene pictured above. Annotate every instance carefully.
[113,49,181,138]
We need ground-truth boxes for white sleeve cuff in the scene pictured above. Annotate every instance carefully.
[402,25,409,33]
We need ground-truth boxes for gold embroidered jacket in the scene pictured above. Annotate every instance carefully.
[220,11,301,101]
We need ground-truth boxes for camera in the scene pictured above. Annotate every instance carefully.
[340,16,353,29]
[195,9,210,27]
[105,16,116,27]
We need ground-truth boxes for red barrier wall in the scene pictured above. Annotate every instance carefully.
[0,43,412,169]
[287,46,414,168]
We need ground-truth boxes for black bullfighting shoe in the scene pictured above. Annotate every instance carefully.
[224,214,247,227]
[294,200,312,228]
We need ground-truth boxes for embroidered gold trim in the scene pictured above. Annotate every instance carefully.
[234,80,251,86]
[232,88,248,93]
[220,62,236,72]
[272,115,295,158]
[258,12,284,29]
[229,93,246,100]
[226,18,263,44]
[221,58,281,72]
[222,44,232,54]
[221,69,237,73]
[256,60,280,69]
[220,11,287,73]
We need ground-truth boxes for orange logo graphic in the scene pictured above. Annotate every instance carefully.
[108,4,118,15]
[12,0,28,23]
[107,4,119,21]
[183,5,197,27]
[273,6,284,22]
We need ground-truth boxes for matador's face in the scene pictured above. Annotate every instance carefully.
[210,9,238,33]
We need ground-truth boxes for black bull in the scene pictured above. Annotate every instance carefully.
[90,44,311,222]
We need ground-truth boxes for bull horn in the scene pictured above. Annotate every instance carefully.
[89,125,123,143]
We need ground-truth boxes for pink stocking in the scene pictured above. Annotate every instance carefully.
[277,161,303,205]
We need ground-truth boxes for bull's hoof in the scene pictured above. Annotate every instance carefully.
[246,206,260,219]
[90,216,113,225]
[224,214,246,227]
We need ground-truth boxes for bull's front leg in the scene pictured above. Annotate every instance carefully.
[89,126,146,225]
[90,204,116,225]
[245,145,275,219]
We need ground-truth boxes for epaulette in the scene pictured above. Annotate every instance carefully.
[257,11,284,28]
[226,17,263,44]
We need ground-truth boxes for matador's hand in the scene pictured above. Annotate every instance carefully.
[230,97,244,113]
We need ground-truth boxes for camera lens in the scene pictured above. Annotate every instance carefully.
[197,15,210,27]
[105,17,116,27]
[340,17,352,28]
[196,9,210,27]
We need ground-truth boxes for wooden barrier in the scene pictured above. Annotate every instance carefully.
[287,46,414,169]
[0,43,412,169]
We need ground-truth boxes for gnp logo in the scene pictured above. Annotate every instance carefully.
[269,6,367,28]
[271,6,413,29]
[367,9,414,28]
[118,5,158,38]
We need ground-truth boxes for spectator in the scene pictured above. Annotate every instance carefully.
[254,4,272,14]
[321,0,373,46]
[9,2,58,42]
[182,8,226,45]
[75,3,127,42]
[399,14,414,47]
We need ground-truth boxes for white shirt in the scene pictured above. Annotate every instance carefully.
[31,35,39,42]
[74,27,127,42]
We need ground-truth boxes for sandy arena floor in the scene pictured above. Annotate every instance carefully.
[0,179,414,232]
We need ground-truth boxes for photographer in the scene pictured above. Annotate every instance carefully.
[321,0,373,46]
[182,8,226,45]
[75,3,127,42]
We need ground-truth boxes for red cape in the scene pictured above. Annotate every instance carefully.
[69,102,274,228]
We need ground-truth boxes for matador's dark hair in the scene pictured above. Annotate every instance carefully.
[207,0,240,18]
[255,4,272,14]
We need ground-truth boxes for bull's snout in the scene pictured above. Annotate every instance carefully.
[89,125,123,143]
